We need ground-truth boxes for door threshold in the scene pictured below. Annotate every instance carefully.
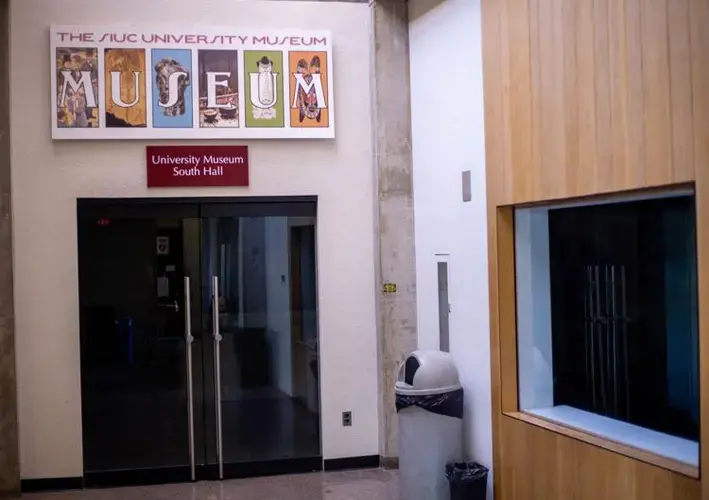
[202,457,323,480]
[84,466,193,488]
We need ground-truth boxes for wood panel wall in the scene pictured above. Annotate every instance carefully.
[482,0,709,498]
[484,0,699,206]
[498,416,700,499]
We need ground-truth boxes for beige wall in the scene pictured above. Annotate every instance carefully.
[10,0,378,479]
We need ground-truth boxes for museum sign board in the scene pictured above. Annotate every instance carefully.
[50,26,335,140]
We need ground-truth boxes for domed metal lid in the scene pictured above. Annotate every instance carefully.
[395,350,461,396]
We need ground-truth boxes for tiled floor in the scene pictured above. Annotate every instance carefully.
[24,470,399,500]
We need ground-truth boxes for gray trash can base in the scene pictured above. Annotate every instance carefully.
[395,350,464,500]
[399,407,463,500]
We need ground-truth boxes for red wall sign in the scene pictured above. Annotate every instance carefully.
[146,145,249,188]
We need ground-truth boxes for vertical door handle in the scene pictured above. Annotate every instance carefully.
[184,277,196,481]
[212,276,224,479]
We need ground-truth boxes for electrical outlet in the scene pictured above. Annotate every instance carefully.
[342,411,352,427]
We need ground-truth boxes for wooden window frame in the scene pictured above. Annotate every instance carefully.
[494,195,701,479]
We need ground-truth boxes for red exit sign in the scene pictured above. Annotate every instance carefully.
[146,145,249,188]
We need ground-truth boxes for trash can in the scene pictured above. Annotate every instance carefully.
[445,462,488,500]
[396,350,464,500]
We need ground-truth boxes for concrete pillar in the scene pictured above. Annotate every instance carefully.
[370,0,418,465]
[0,0,20,496]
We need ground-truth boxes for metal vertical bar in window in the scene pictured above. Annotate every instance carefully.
[620,265,631,418]
[597,264,603,411]
[587,265,597,409]
[583,265,591,404]
[437,259,450,353]
[584,265,595,407]
[604,264,613,416]
[610,265,619,417]
[594,264,607,414]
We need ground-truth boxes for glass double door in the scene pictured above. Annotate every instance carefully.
[78,199,321,486]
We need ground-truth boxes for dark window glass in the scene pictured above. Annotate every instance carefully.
[547,195,699,441]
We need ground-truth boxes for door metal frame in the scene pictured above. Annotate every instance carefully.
[77,197,322,489]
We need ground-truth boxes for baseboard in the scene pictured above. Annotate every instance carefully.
[323,455,380,471]
[83,466,191,488]
[20,455,386,492]
[21,477,83,493]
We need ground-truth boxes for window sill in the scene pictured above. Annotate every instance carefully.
[505,406,699,479]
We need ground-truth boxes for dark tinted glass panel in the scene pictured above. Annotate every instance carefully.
[548,195,699,441]
[78,199,322,484]
[201,216,321,465]
[78,216,194,473]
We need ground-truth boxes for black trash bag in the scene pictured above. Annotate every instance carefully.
[445,462,488,500]
[395,387,464,419]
